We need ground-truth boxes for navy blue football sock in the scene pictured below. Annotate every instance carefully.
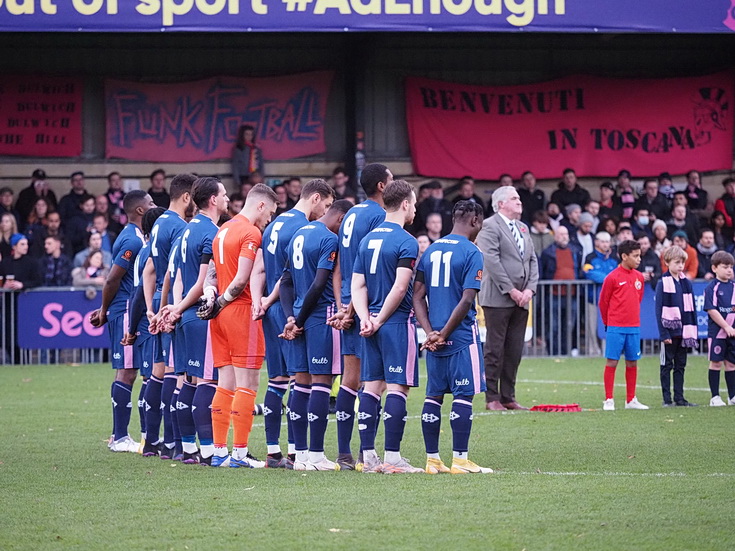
[421,398,443,455]
[357,391,381,451]
[286,380,296,449]
[450,398,474,454]
[308,383,331,453]
[383,391,407,453]
[112,381,133,441]
[110,381,116,438]
[161,374,177,446]
[335,385,357,455]
[291,383,311,452]
[138,380,147,438]
[172,387,182,455]
[724,370,735,400]
[709,369,721,397]
[144,376,163,444]
[264,381,287,447]
[192,383,216,454]
[177,382,197,452]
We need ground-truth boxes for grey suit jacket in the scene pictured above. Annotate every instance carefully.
[476,214,539,309]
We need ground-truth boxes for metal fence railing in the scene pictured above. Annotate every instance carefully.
[1,281,711,365]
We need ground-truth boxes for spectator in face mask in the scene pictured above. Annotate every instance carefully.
[630,207,653,239]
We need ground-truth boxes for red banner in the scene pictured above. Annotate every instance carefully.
[406,73,734,180]
[105,71,334,162]
[0,77,83,157]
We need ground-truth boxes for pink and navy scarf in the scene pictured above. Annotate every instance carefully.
[660,273,698,348]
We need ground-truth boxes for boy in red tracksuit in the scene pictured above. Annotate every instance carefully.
[599,240,648,411]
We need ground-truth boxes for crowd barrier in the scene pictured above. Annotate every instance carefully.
[0,281,713,365]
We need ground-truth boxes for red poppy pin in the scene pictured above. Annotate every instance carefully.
[122,250,133,261]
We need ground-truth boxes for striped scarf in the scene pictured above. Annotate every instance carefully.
[660,272,698,348]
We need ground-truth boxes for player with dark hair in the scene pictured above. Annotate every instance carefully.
[251,178,336,468]
[599,239,648,411]
[90,189,156,452]
[414,201,493,474]
[352,179,423,474]
[161,177,229,464]
[328,163,393,470]
[142,173,196,459]
[121,206,166,451]
[279,199,352,470]
[197,184,277,468]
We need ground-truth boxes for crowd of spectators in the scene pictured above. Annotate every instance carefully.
[2,165,733,299]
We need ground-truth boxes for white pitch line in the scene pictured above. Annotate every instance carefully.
[518,378,711,393]
[496,471,735,478]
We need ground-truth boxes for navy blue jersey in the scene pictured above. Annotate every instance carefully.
[108,223,145,320]
[704,279,735,339]
[353,221,417,324]
[179,214,218,324]
[415,234,484,356]
[262,208,309,295]
[133,242,152,336]
[150,210,187,294]
[338,199,385,305]
[285,220,338,326]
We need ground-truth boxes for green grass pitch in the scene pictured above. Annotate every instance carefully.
[1,356,734,550]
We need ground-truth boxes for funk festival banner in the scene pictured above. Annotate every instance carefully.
[405,73,734,180]
[0,0,734,33]
[0,77,83,157]
[105,71,333,162]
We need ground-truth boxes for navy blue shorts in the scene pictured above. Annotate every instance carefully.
[108,313,134,370]
[708,337,735,364]
[134,333,154,378]
[605,327,641,361]
[172,326,186,376]
[152,297,172,366]
[360,318,419,387]
[263,303,289,379]
[285,334,308,376]
[180,319,218,380]
[426,341,486,397]
[341,322,360,356]
[305,322,342,376]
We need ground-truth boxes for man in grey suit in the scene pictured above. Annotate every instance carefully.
[476,186,539,411]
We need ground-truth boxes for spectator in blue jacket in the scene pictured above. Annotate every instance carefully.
[582,231,617,355]
[541,226,582,355]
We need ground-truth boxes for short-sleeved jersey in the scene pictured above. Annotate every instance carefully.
[338,199,385,305]
[133,242,152,336]
[108,223,145,320]
[213,214,262,305]
[261,208,308,295]
[168,235,183,304]
[179,214,218,324]
[415,234,484,356]
[285,220,338,326]
[353,221,418,324]
[704,279,735,339]
[150,210,187,293]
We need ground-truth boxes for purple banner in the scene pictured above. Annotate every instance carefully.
[0,0,732,33]
[18,290,109,350]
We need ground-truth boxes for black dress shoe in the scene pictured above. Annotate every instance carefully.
[675,400,698,407]
[662,401,675,407]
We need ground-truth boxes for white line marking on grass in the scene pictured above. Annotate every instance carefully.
[498,471,735,478]
[518,379,711,392]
